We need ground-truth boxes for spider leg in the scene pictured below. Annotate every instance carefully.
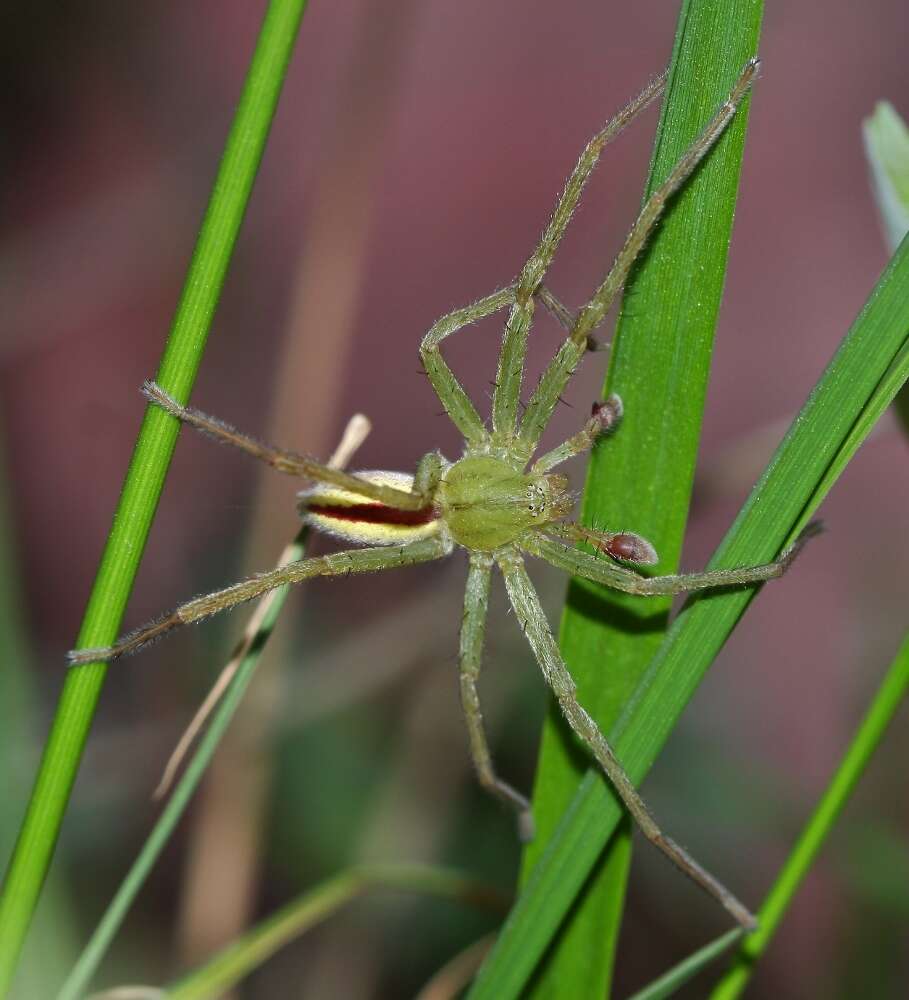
[531,394,623,474]
[143,381,429,511]
[496,549,756,929]
[535,285,576,332]
[518,60,760,457]
[68,536,451,665]
[419,288,514,446]
[525,521,820,597]
[460,554,534,840]
[491,72,666,443]
[536,286,608,353]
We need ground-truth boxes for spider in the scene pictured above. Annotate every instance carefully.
[70,58,816,930]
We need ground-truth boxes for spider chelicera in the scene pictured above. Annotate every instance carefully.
[70,58,816,929]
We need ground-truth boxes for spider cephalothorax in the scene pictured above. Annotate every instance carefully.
[438,457,573,549]
[70,58,818,930]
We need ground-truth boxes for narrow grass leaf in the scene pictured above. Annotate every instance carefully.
[709,632,909,1000]
[625,929,743,1000]
[0,3,309,994]
[520,0,762,994]
[862,100,909,436]
[166,865,507,1000]
[863,102,909,253]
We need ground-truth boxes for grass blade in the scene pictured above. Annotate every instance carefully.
[708,632,909,999]
[0,2,309,993]
[863,102,909,254]
[863,100,909,436]
[625,929,743,1000]
[519,0,763,994]
[468,226,909,998]
[165,865,506,1000]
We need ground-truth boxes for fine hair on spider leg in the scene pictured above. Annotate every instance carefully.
[70,58,820,930]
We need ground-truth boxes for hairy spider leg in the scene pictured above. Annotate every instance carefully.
[524,521,820,596]
[518,59,760,460]
[142,381,434,512]
[490,72,668,444]
[413,72,667,451]
[535,285,577,333]
[497,548,756,929]
[419,288,513,446]
[535,286,611,354]
[460,553,534,840]
[531,393,624,474]
[67,536,451,665]
[417,284,593,450]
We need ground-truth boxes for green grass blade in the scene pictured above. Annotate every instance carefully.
[863,101,909,437]
[166,864,506,1000]
[55,525,312,1000]
[863,102,909,254]
[625,929,743,1000]
[709,632,909,1000]
[468,231,909,999]
[0,2,309,993]
[519,1,762,994]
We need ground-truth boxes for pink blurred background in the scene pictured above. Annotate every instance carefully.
[2,1,907,996]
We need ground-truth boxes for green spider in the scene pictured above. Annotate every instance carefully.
[70,58,815,930]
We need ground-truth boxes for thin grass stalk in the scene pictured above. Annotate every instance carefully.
[166,865,506,1000]
[0,2,309,993]
[625,929,743,1000]
[709,632,909,999]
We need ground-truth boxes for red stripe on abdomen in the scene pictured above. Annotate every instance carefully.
[307,503,437,527]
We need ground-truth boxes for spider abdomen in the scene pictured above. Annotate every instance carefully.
[298,471,441,546]
[439,455,570,551]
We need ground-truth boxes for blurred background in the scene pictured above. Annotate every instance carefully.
[1,1,908,997]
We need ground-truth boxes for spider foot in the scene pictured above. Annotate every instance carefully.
[780,519,825,568]
[517,807,536,844]
[591,393,623,434]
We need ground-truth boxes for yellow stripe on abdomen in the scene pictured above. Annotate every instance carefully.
[298,471,441,546]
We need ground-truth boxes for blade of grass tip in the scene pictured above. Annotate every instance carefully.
[708,632,909,1000]
[166,864,508,1000]
[519,1,762,995]
[57,414,368,1000]
[469,234,909,998]
[0,2,310,993]
[625,929,743,1000]
[862,101,909,437]
[863,102,909,255]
